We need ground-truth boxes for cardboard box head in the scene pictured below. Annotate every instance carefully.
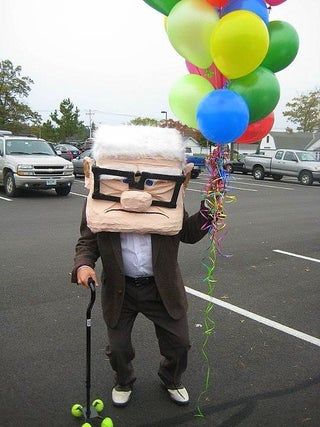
[85,125,188,235]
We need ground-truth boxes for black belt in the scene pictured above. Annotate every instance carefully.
[125,275,155,286]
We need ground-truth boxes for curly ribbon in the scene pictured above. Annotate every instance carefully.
[195,146,235,418]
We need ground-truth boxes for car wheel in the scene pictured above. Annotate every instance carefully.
[55,186,71,196]
[272,174,283,181]
[225,164,233,174]
[253,166,265,180]
[4,172,19,197]
[299,171,313,186]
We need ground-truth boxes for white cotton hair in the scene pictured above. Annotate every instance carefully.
[92,125,185,163]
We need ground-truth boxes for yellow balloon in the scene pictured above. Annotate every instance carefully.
[211,10,269,79]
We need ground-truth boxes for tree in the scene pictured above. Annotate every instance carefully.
[0,59,41,132]
[128,116,208,148]
[129,117,159,127]
[283,89,320,132]
[44,98,88,142]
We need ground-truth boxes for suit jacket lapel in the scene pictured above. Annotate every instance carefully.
[152,234,163,269]
[110,232,124,272]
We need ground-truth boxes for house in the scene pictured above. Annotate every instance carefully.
[236,131,315,155]
[183,137,210,155]
[184,131,319,159]
[305,131,320,160]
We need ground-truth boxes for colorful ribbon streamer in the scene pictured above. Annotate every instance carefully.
[196,146,235,418]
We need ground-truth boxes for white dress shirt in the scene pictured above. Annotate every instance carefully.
[120,233,154,278]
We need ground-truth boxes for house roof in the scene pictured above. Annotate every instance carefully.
[235,131,314,153]
[270,131,314,150]
[305,131,320,151]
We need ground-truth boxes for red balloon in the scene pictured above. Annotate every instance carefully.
[236,112,275,144]
[185,60,227,89]
[265,0,287,6]
[207,0,229,7]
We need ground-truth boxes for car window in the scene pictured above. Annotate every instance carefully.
[0,140,4,156]
[283,151,297,161]
[5,139,55,155]
[80,150,91,159]
[296,152,316,161]
[275,151,284,160]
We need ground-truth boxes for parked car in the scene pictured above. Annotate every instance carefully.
[0,133,74,196]
[243,149,320,185]
[55,144,80,161]
[186,154,206,179]
[224,159,248,174]
[72,149,92,177]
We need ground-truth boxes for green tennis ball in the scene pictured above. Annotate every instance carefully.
[101,417,114,427]
[71,404,83,417]
[92,398,104,413]
[81,423,92,427]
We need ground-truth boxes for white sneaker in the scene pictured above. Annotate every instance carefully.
[112,384,132,407]
[166,385,189,405]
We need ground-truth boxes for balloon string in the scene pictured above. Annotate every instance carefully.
[195,146,235,418]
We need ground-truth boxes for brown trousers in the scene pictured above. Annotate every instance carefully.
[105,278,191,387]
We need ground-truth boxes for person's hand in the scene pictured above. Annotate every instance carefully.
[76,266,99,288]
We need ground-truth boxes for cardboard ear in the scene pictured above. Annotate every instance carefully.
[183,163,194,189]
[83,157,93,178]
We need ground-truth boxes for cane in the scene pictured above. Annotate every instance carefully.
[71,278,113,427]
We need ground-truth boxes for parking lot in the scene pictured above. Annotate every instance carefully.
[0,173,319,427]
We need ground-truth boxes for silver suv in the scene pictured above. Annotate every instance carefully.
[0,132,75,196]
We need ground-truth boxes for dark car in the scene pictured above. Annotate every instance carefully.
[72,149,92,177]
[55,144,80,161]
[224,158,248,174]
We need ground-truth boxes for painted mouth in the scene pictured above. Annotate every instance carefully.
[104,208,169,218]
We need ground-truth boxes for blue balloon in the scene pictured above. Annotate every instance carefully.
[222,0,269,26]
[196,89,249,144]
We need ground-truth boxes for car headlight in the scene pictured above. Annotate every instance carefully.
[64,164,74,169]
[17,164,34,176]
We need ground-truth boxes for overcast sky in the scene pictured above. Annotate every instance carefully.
[1,0,319,131]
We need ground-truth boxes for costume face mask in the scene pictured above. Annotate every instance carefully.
[85,126,190,235]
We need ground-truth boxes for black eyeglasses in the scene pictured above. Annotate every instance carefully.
[91,166,185,208]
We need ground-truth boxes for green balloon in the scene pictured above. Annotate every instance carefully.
[143,0,181,16]
[167,0,219,69]
[169,74,214,129]
[261,21,299,73]
[228,67,280,123]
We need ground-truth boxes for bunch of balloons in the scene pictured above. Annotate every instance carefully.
[144,0,299,144]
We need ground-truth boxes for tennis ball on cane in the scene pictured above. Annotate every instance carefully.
[92,398,104,412]
[71,403,83,417]
[81,423,92,427]
[101,417,114,427]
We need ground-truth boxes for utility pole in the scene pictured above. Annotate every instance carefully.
[161,110,168,126]
[86,109,95,138]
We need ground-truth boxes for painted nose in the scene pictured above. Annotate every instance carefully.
[120,190,152,212]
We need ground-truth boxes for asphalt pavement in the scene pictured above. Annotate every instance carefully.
[0,173,319,427]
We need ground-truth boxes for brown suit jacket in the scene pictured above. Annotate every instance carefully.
[72,203,208,328]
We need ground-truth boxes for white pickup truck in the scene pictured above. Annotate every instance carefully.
[0,132,75,196]
[243,149,320,185]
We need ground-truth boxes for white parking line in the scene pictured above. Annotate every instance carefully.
[232,178,295,191]
[70,192,87,198]
[190,181,257,192]
[0,195,12,202]
[273,250,320,264]
[187,188,202,193]
[186,286,320,348]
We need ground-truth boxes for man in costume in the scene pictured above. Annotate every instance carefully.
[72,125,208,407]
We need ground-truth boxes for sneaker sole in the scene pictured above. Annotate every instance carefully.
[160,382,189,406]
